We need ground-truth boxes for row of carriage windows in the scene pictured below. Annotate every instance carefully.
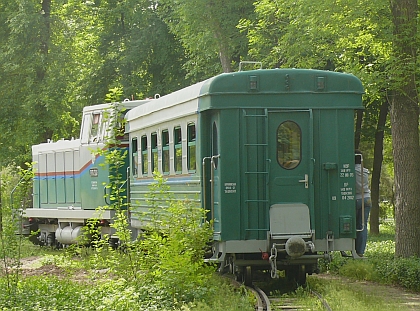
[132,123,196,177]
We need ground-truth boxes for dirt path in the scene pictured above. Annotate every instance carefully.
[314,274,420,310]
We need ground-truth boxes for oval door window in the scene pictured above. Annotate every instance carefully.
[277,121,301,169]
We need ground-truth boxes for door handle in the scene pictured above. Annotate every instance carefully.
[299,174,309,188]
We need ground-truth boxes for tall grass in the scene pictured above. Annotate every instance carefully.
[324,222,420,291]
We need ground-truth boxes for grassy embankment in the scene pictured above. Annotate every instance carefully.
[274,222,420,310]
[2,217,417,310]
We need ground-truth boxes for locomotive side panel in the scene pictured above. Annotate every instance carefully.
[78,144,110,210]
[32,140,81,209]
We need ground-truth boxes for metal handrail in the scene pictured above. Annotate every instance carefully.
[210,155,220,226]
[356,152,365,232]
[201,157,212,213]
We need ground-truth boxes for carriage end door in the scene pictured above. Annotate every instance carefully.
[268,110,314,237]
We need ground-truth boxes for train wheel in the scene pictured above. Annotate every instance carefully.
[286,265,307,286]
[234,266,244,282]
[46,233,55,247]
[235,266,252,285]
[224,256,233,275]
[244,266,253,286]
[109,238,119,250]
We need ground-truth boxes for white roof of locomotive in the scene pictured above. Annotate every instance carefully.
[32,137,81,154]
[32,99,151,155]
[125,80,209,133]
[82,99,151,114]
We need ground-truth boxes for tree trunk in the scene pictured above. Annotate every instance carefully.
[370,100,389,235]
[38,0,53,142]
[390,0,420,258]
[354,109,363,149]
[214,29,232,73]
[37,0,51,81]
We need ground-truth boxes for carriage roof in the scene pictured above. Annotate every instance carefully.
[125,69,363,132]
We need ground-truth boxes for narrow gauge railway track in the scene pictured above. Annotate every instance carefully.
[223,274,332,310]
[249,285,332,311]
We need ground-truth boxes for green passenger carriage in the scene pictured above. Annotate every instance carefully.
[126,68,364,284]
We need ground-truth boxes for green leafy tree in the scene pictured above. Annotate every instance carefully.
[83,0,190,101]
[158,0,254,78]
[0,0,83,166]
[0,0,189,167]
[0,165,34,306]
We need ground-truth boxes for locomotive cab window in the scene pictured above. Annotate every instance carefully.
[162,130,170,174]
[174,127,182,174]
[187,123,196,172]
[277,121,301,169]
[141,135,148,176]
[89,112,102,143]
[80,113,91,144]
[151,133,158,173]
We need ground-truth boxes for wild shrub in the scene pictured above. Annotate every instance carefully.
[323,222,420,292]
[0,164,33,302]
[82,94,215,308]
[81,98,143,280]
[338,260,376,280]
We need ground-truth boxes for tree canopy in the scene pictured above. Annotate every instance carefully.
[1,0,419,257]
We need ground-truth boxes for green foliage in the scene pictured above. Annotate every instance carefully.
[80,99,215,308]
[136,173,214,305]
[158,0,254,76]
[0,273,254,311]
[0,164,34,301]
[0,0,84,166]
[297,276,411,311]
[0,0,191,167]
[379,201,394,220]
[337,260,377,280]
[322,222,420,292]
[105,87,124,103]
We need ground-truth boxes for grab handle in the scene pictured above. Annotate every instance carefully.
[356,152,365,232]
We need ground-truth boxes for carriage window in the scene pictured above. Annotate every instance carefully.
[277,121,301,169]
[141,135,148,176]
[162,130,170,174]
[151,133,158,173]
[131,137,138,176]
[187,123,196,172]
[174,127,182,173]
